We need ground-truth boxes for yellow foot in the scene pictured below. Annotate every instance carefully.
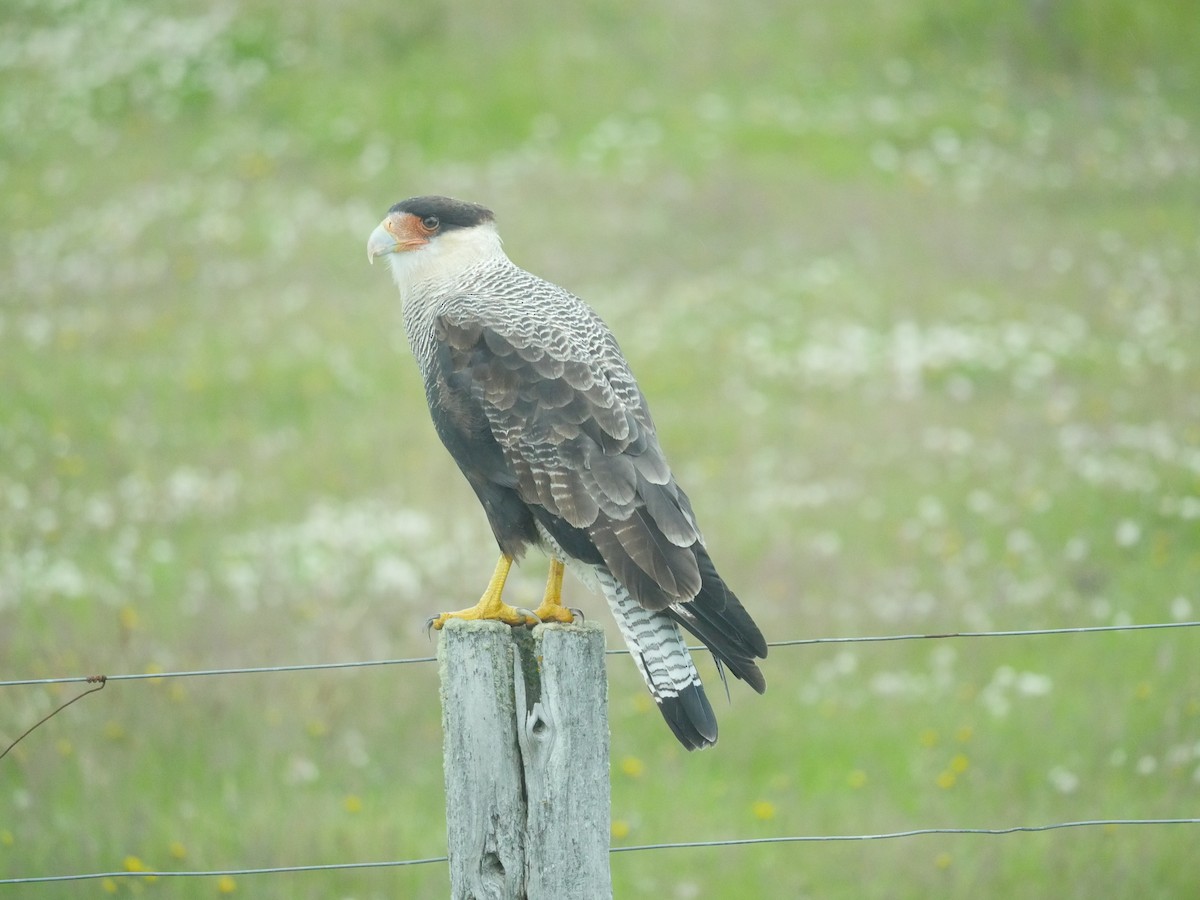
[427,601,538,630]
[428,554,537,630]
[427,556,581,631]
[529,559,577,624]
[530,602,576,624]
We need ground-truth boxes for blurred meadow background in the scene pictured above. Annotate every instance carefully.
[3,0,1199,896]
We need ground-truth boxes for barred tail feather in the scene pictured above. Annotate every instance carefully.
[595,570,718,750]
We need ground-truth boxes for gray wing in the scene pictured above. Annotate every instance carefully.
[435,302,704,610]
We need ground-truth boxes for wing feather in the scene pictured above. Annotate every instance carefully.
[639,473,700,547]
[436,307,704,604]
[582,442,637,504]
[607,509,701,602]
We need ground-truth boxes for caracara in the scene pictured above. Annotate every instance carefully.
[368,196,765,748]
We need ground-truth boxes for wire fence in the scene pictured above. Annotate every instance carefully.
[2,619,1198,886]
[3,819,1199,886]
[4,619,1196,688]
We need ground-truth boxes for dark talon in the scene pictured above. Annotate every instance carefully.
[568,607,585,624]
[424,615,440,639]
[512,607,539,629]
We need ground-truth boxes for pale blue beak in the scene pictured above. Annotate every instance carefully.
[367,220,398,264]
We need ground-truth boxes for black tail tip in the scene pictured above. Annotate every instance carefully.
[658,683,718,750]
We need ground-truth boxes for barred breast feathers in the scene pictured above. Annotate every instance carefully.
[407,255,634,390]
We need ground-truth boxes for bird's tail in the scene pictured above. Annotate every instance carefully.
[596,570,718,750]
[665,545,767,694]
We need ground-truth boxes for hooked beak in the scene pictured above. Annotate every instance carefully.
[367,212,429,264]
[367,218,399,264]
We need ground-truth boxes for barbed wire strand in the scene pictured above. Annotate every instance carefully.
[0,655,437,688]
[3,818,1196,885]
[6,619,1191,762]
[1,620,1196,689]
[0,857,448,885]
[611,818,1200,852]
[760,619,1200,650]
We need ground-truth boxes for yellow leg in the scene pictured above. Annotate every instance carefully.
[531,559,575,624]
[428,555,537,629]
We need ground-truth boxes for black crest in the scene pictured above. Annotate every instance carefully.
[389,196,495,230]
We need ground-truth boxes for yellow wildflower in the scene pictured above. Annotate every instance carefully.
[751,800,776,821]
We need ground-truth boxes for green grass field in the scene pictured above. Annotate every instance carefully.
[3,0,1199,896]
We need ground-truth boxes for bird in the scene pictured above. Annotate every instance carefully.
[367,196,766,749]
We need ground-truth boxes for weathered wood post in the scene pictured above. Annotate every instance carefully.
[438,618,612,900]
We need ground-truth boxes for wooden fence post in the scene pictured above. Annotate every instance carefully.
[438,618,612,900]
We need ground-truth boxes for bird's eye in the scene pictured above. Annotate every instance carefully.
[422,216,440,231]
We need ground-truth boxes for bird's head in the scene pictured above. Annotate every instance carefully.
[367,196,500,288]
